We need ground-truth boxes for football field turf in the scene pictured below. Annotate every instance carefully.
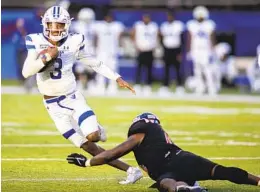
[2,93,260,192]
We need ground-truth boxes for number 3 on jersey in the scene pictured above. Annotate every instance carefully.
[50,58,62,79]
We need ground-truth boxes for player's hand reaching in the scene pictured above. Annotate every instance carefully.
[116,77,136,94]
[66,153,87,167]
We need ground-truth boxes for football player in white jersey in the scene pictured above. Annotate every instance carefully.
[247,44,260,93]
[214,43,238,92]
[187,6,216,95]
[94,13,125,95]
[71,8,97,92]
[22,6,142,184]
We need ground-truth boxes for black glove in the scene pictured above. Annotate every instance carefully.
[66,153,87,167]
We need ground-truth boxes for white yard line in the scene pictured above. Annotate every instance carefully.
[2,126,260,139]
[2,140,260,148]
[2,85,260,103]
[2,157,260,162]
[115,106,260,115]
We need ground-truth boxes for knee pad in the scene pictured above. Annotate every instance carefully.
[78,111,99,137]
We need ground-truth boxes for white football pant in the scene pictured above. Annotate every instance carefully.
[191,51,217,95]
[96,54,118,94]
[43,90,104,147]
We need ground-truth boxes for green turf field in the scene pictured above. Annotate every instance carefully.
[2,94,260,192]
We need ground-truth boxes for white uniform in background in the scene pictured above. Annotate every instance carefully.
[71,8,97,91]
[94,21,125,94]
[71,21,96,55]
[247,45,260,92]
[160,20,184,49]
[134,21,158,52]
[187,6,216,95]
[133,20,158,95]
[214,43,237,91]
[160,20,185,95]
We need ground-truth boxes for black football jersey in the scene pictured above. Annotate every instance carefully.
[128,120,181,180]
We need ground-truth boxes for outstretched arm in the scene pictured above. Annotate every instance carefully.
[67,133,144,167]
[78,54,135,94]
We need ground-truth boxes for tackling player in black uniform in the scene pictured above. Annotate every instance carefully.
[67,112,260,192]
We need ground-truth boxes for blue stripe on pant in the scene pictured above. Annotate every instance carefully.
[78,111,95,127]
[63,129,76,139]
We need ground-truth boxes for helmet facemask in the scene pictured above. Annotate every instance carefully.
[44,22,68,42]
[42,6,72,42]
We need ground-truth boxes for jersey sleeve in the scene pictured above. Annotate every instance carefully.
[128,121,149,137]
[153,22,159,31]
[117,22,125,33]
[76,34,91,60]
[93,22,101,35]
[22,34,45,78]
[186,20,194,32]
[78,34,85,51]
[160,23,166,35]
[25,35,36,50]
[207,20,216,32]
[133,21,140,29]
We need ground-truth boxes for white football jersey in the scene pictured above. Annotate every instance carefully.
[134,21,158,51]
[187,19,215,52]
[71,21,96,55]
[160,20,184,48]
[94,21,124,56]
[25,33,85,96]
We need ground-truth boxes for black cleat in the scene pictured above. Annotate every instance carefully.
[176,185,208,192]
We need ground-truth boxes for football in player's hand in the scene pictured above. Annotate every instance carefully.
[38,46,59,60]
[46,46,59,59]
[38,47,58,72]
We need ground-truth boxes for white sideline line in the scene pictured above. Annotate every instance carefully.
[2,157,260,161]
[2,126,260,139]
[1,177,150,182]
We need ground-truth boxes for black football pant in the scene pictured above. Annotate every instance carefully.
[136,51,153,85]
[156,151,258,190]
[163,47,183,87]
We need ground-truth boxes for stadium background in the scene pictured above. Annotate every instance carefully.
[1,1,260,192]
[2,0,260,89]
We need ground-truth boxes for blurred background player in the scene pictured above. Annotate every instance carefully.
[94,12,125,95]
[214,42,238,92]
[131,14,159,96]
[186,6,217,95]
[246,44,260,93]
[159,11,185,96]
[12,18,29,91]
[71,8,97,93]
[12,7,45,93]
